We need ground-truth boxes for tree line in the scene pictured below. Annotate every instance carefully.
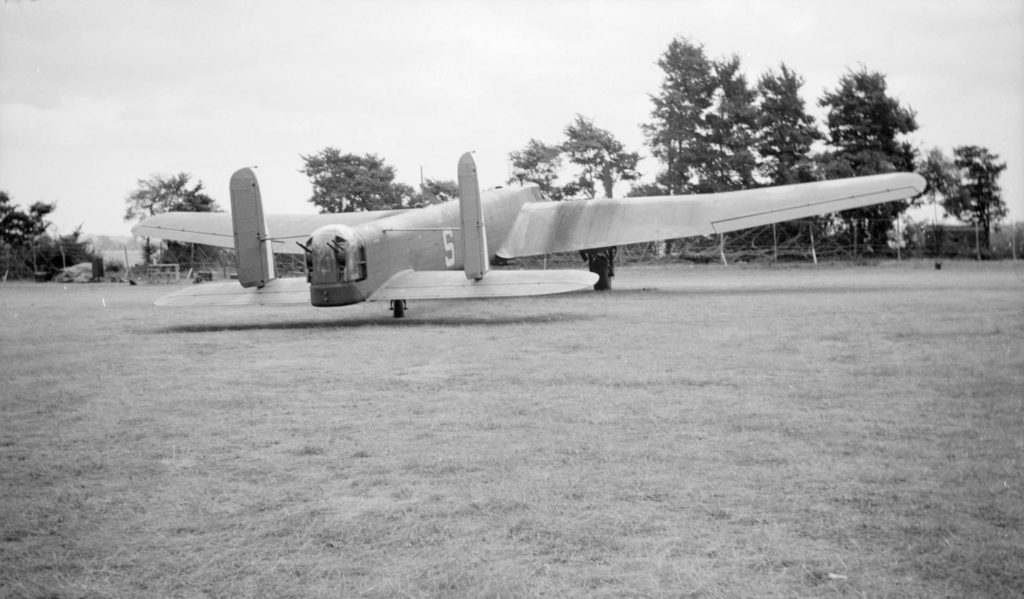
[0,192,96,279]
[2,35,1012,278]
[290,36,1009,253]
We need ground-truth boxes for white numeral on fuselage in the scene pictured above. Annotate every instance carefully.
[442,228,456,268]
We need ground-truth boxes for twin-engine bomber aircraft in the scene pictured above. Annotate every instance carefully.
[133,153,926,317]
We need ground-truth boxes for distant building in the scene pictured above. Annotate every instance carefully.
[921,224,984,258]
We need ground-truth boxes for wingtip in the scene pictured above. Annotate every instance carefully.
[910,172,927,194]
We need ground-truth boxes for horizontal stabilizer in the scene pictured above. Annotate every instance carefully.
[367,269,597,302]
[497,172,926,258]
[153,278,310,307]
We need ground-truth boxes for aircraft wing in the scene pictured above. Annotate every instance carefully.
[496,172,926,258]
[152,277,310,306]
[132,210,409,255]
[367,269,597,302]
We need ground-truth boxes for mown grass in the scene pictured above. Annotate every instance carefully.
[2,260,1022,598]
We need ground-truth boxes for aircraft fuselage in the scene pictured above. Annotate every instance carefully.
[307,185,545,307]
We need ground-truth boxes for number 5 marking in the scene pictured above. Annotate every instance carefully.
[442,228,456,267]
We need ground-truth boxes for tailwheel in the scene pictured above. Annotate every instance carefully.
[390,300,407,318]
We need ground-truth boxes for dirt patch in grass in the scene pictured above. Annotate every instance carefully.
[2,261,1022,597]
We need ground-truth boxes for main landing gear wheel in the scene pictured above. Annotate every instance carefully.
[581,247,616,291]
[390,300,406,318]
[591,254,612,290]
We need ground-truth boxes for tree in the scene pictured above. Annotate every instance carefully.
[701,54,759,192]
[818,67,919,254]
[642,37,716,194]
[124,173,220,265]
[2,192,55,277]
[508,139,566,200]
[560,115,640,199]
[124,173,218,222]
[300,148,413,213]
[755,63,822,185]
[1,191,54,247]
[946,145,1007,250]
[627,182,669,197]
[643,38,763,194]
[409,178,458,208]
[917,147,959,255]
[819,68,918,174]
[1,192,99,278]
[918,148,960,203]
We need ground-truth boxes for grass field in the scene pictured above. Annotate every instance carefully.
[2,260,1022,598]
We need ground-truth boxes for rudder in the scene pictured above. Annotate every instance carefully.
[457,153,489,280]
[230,168,276,288]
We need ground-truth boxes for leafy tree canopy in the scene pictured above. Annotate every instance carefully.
[642,37,716,194]
[702,54,760,191]
[818,67,918,175]
[627,182,669,197]
[509,118,640,201]
[946,145,1007,249]
[918,147,959,204]
[300,148,414,212]
[561,114,640,199]
[508,139,566,199]
[817,67,920,252]
[1,191,54,247]
[123,173,219,222]
[644,37,764,193]
[755,63,822,184]
[409,178,458,209]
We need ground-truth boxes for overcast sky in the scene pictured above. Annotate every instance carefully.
[2,0,1022,237]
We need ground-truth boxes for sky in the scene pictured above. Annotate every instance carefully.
[1,0,1022,237]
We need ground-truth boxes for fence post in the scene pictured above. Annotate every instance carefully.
[808,221,818,265]
[895,218,902,261]
[974,221,981,261]
[1013,222,1018,261]
[772,223,778,262]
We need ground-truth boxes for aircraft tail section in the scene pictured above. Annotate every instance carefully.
[364,153,594,314]
[230,168,276,288]
[458,153,489,280]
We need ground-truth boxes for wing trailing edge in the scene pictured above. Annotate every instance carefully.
[153,278,310,307]
[496,172,926,258]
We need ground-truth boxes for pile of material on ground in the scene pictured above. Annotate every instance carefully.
[53,262,95,283]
